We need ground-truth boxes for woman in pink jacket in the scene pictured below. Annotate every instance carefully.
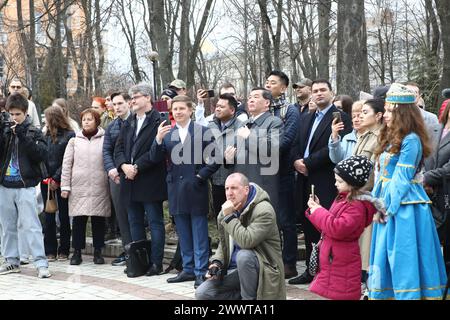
[305,156,382,300]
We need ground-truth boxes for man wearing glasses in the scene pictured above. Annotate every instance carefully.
[8,78,40,129]
[114,83,168,277]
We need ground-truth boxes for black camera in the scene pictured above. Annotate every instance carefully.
[209,265,224,282]
[0,112,15,128]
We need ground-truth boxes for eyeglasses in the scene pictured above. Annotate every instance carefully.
[10,86,22,89]
[131,94,147,101]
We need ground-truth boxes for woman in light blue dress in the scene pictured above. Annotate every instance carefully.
[369,84,447,300]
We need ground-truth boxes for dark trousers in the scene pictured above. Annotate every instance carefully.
[41,184,71,256]
[212,184,226,221]
[127,200,165,267]
[109,179,131,247]
[277,174,298,267]
[72,216,105,250]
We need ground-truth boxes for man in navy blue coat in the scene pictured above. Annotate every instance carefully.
[150,95,220,289]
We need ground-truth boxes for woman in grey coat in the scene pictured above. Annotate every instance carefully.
[424,100,450,268]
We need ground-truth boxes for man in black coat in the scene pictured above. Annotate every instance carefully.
[114,83,168,276]
[289,79,352,285]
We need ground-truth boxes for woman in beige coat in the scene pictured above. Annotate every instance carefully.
[353,98,385,298]
[61,108,111,266]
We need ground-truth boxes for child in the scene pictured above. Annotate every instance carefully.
[305,155,383,300]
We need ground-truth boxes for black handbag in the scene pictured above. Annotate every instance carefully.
[124,240,152,278]
[430,174,450,241]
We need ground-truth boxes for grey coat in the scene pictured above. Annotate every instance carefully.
[208,116,242,186]
[421,108,440,149]
[424,125,450,187]
[232,112,283,211]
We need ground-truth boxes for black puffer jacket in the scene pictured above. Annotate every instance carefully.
[45,129,75,182]
[0,118,48,188]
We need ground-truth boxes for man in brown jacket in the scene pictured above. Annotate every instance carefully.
[195,173,286,300]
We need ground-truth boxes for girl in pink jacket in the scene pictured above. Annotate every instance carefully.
[305,155,383,300]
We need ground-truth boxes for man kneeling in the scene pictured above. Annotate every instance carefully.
[195,173,286,300]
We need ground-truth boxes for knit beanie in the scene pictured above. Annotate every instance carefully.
[385,83,416,104]
[334,155,373,188]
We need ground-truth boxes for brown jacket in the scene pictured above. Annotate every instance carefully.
[61,128,111,217]
[353,126,381,271]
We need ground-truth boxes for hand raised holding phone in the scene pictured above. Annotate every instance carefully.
[331,112,345,142]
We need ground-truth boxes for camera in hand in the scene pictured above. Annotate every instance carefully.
[209,265,224,281]
[0,113,15,128]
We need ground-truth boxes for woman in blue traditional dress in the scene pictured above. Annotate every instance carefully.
[368,83,448,300]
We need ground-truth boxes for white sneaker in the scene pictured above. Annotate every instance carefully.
[37,267,52,278]
[0,263,21,275]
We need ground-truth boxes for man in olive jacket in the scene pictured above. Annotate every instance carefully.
[195,173,286,300]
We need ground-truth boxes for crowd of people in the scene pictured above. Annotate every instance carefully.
[0,73,448,300]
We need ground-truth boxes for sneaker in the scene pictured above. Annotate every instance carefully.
[111,252,126,266]
[37,267,52,278]
[47,254,57,262]
[361,282,369,300]
[57,254,68,261]
[20,259,30,265]
[0,263,21,275]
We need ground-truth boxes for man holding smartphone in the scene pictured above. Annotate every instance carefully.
[291,79,352,285]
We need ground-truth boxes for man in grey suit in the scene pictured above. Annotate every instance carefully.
[231,88,283,212]
[406,82,440,145]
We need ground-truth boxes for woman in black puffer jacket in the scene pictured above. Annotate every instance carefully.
[41,105,75,261]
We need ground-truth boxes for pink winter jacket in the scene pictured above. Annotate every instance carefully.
[306,193,376,300]
[61,128,111,218]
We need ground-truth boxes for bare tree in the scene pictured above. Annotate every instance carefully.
[113,0,142,82]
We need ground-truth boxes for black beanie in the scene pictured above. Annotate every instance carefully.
[334,155,373,188]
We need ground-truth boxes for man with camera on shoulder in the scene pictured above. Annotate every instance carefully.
[195,173,286,300]
[0,93,50,278]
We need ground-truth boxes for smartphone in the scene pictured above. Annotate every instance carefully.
[160,111,170,125]
[154,100,168,112]
[206,89,215,98]
[311,185,315,199]
[332,111,342,123]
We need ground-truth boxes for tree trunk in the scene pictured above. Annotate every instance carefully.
[435,0,450,107]
[177,0,191,82]
[258,0,272,77]
[17,0,41,123]
[148,0,175,90]
[317,0,331,79]
[336,0,370,99]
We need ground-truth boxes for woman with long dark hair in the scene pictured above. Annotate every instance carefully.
[369,84,447,300]
[41,106,75,261]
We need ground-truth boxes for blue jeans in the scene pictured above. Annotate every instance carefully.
[0,186,48,268]
[127,201,165,267]
[277,174,297,266]
[174,214,209,276]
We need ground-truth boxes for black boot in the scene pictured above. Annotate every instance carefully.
[93,249,105,265]
[70,249,82,265]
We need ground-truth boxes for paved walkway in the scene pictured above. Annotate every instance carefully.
[0,255,323,300]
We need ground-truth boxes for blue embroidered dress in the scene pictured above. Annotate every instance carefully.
[369,133,447,300]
